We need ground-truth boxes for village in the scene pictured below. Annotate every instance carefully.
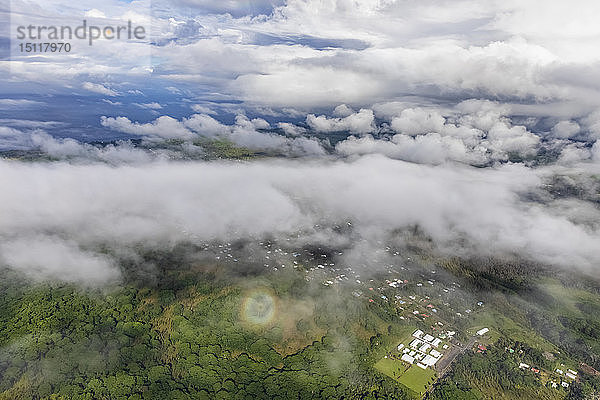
[200,239,584,397]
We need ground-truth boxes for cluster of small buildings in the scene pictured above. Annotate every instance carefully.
[519,362,539,374]
[386,278,408,288]
[556,368,578,380]
[549,367,578,389]
[518,362,578,390]
[398,329,447,370]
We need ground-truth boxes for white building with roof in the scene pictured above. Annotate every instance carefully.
[419,343,431,353]
[401,354,415,364]
[477,327,489,336]
[423,355,439,366]
[412,329,424,339]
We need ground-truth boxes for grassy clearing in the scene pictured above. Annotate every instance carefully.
[398,365,437,395]
[469,310,557,352]
[374,357,436,396]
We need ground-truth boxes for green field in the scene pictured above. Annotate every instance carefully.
[468,309,558,353]
[374,357,437,395]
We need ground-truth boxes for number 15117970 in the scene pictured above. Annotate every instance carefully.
[18,42,72,52]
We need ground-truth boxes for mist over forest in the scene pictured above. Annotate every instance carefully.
[2,0,600,399]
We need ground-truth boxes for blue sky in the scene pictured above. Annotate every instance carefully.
[1,0,600,162]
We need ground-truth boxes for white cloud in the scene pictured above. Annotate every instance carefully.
[101,113,325,155]
[484,122,540,159]
[0,126,34,150]
[101,115,194,139]
[331,101,545,164]
[83,82,119,96]
[551,120,580,139]
[333,104,354,118]
[0,237,119,283]
[0,99,45,108]
[582,110,600,140]
[558,143,591,165]
[102,99,123,106]
[134,102,163,110]
[0,119,64,129]
[336,133,485,165]
[84,8,107,18]
[6,0,600,114]
[191,104,217,114]
[8,131,157,164]
[184,113,230,136]
[593,141,600,162]
[1,156,599,282]
[390,108,445,136]
[278,122,307,136]
[306,108,375,134]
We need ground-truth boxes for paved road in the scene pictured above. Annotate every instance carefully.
[435,336,477,377]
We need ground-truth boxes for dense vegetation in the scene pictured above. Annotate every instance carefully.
[430,337,600,400]
[0,266,414,400]
[1,247,600,399]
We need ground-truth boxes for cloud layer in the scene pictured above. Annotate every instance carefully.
[3,0,600,284]
[1,155,599,282]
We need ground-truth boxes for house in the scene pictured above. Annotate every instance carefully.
[410,339,422,349]
[423,334,434,343]
[476,328,489,336]
[567,369,578,376]
[430,349,442,358]
[397,344,405,351]
[423,355,438,366]
[412,329,424,339]
[417,362,427,369]
[519,363,530,370]
[432,338,442,348]
[561,382,569,388]
[556,369,563,375]
[419,343,431,353]
[566,372,577,380]
[401,354,415,364]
